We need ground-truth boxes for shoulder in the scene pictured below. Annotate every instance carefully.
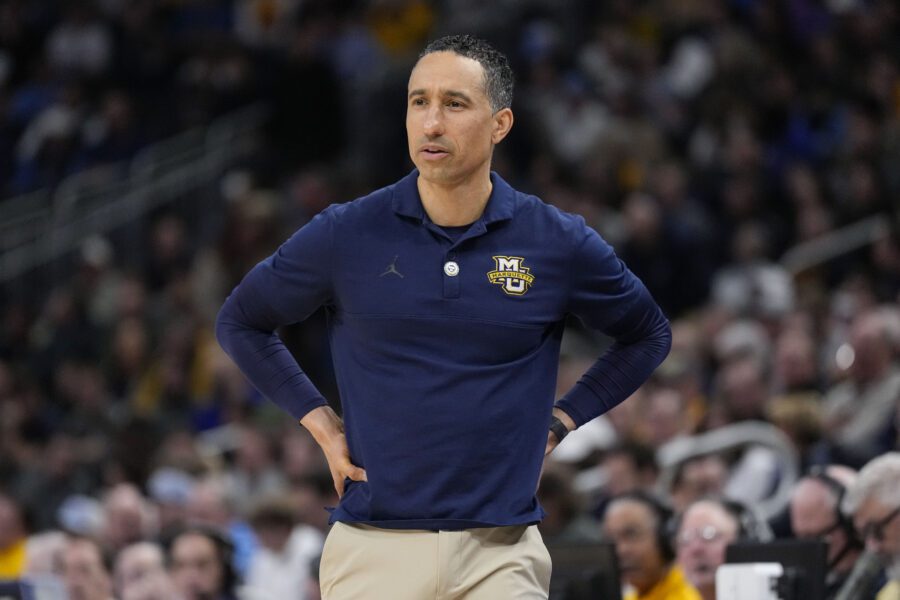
[321,182,394,222]
[510,189,592,241]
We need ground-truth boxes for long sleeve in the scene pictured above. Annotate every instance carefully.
[556,223,672,427]
[215,210,335,420]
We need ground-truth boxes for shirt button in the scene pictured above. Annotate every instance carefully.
[443,261,460,277]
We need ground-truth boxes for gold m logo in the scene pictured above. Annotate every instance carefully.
[487,256,535,296]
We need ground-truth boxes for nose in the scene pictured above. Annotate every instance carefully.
[423,105,444,137]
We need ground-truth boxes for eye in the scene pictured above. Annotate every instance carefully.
[411,97,426,106]
[447,100,463,108]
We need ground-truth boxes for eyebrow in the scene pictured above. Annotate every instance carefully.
[408,89,474,104]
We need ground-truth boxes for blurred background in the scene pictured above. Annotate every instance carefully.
[0,0,898,599]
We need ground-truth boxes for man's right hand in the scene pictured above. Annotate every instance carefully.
[300,406,367,498]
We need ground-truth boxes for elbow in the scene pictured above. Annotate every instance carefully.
[656,316,673,363]
[214,295,238,354]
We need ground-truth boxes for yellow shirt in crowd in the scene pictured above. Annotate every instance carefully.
[0,538,26,579]
[624,565,703,600]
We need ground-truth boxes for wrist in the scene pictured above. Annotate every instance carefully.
[549,416,570,443]
[299,406,344,446]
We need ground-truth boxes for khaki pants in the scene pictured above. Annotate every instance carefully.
[320,522,552,599]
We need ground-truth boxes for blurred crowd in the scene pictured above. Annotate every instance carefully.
[1,0,900,599]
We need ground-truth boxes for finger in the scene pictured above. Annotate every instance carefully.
[346,465,368,482]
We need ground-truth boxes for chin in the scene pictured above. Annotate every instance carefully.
[416,165,455,183]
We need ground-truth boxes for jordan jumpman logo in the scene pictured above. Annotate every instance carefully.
[380,255,404,278]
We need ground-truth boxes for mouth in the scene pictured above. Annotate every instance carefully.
[419,146,450,161]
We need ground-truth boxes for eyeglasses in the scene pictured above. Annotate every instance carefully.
[858,505,900,543]
[677,525,726,547]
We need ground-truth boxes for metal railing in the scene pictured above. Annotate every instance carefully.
[656,421,800,520]
[0,103,268,283]
[780,213,893,275]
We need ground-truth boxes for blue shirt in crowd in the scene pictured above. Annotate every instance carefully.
[216,170,671,530]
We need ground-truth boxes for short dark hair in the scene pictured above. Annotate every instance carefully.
[419,34,514,112]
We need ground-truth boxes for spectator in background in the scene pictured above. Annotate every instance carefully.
[602,441,659,499]
[222,426,285,515]
[167,527,240,600]
[245,494,323,600]
[772,326,822,394]
[536,464,602,544]
[843,453,900,600]
[790,465,869,599]
[674,499,740,600]
[44,4,112,77]
[23,530,66,578]
[639,385,694,449]
[675,499,772,600]
[669,455,728,514]
[0,491,27,578]
[101,483,157,556]
[287,471,338,536]
[602,492,701,600]
[61,536,115,600]
[824,308,900,467]
[184,478,256,578]
[147,467,195,535]
[114,541,178,600]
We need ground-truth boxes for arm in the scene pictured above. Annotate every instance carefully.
[300,405,367,497]
[215,210,365,496]
[554,223,672,430]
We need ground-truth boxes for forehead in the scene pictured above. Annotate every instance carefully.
[408,51,486,96]
[173,533,217,558]
[605,499,656,528]
[791,479,834,514]
[681,502,735,531]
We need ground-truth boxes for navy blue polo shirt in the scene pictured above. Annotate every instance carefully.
[216,169,671,530]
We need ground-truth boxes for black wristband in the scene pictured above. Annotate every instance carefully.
[549,416,569,443]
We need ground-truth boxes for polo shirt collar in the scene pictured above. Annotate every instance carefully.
[391,169,516,226]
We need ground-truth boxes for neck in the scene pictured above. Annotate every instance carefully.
[416,170,492,226]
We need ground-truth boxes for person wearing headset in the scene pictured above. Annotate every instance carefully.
[790,465,879,599]
[675,498,772,600]
[602,491,701,600]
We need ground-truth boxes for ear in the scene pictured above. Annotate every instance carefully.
[491,108,514,145]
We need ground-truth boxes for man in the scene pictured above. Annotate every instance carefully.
[217,34,670,598]
[843,452,900,600]
[824,308,900,466]
[114,541,179,600]
[602,493,700,600]
[675,499,771,600]
[790,465,868,598]
[245,494,323,600]
[167,527,239,600]
[61,536,115,600]
[669,454,728,513]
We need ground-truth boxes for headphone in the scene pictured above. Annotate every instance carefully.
[719,499,773,543]
[805,466,862,557]
[611,490,676,562]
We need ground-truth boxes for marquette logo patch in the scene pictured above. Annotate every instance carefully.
[487,256,535,296]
